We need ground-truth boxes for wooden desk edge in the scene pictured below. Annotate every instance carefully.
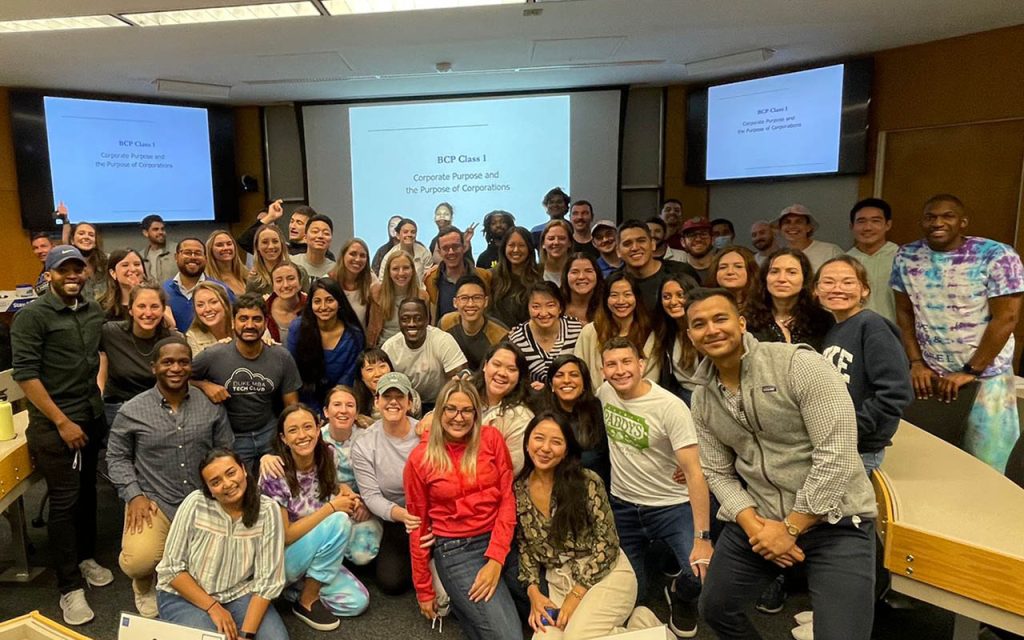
[873,470,1024,618]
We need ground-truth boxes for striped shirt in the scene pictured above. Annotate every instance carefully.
[156,491,285,603]
[507,316,583,383]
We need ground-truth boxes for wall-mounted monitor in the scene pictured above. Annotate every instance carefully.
[9,91,238,229]
[686,59,872,183]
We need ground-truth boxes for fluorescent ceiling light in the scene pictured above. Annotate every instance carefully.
[124,2,319,27]
[155,79,232,98]
[684,48,775,74]
[0,14,127,33]
[322,0,521,15]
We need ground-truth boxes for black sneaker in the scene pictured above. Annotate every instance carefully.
[664,581,698,638]
[293,599,341,631]
[755,575,786,615]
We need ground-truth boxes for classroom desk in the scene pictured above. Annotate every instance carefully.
[873,421,1024,638]
[0,411,44,583]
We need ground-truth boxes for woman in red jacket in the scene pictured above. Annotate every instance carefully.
[403,378,521,640]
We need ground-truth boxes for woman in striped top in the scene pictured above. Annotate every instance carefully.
[507,281,584,384]
[156,448,288,640]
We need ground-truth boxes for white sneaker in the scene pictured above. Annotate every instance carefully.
[134,586,158,618]
[59,589,95,626]
[793,611,813,626]
[78,559,114,587]
[791,622,814,640]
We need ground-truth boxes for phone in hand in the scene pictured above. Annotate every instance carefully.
[542,607,560,625]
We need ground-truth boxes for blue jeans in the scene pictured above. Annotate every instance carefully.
[610,495,701,603]
[700,518,875,640]
[860,450,885,474]
[157,590,289,640]
[433,533,523,640]
[232,422,276,469]
[285,512,369,617]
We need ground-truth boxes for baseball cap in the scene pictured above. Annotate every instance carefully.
[376,372,413,396]
[591,219,617,233]
[44,245,87,271]
[774,204,819,231]
[681,217,712,234]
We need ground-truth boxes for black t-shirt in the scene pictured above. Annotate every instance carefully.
[477,244,499,270]
[447,323,493,372]
[571,239,600,259]
[632,261,700,313]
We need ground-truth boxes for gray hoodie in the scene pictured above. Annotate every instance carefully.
[691,333,876,523]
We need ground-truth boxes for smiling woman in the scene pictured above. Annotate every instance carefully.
[99,283,182,426]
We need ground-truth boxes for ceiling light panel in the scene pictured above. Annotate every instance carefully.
[0,14,127,33]
[322,0,521,15]
[124,2,319,27]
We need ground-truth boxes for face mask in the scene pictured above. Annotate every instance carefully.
[712,236,731,250]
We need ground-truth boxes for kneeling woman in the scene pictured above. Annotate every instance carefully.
[259,405,369,631]
[156,449,288,640]
[404,379,521,640]
[518,413,658,640]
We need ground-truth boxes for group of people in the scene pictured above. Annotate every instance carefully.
[10,187,1022,640]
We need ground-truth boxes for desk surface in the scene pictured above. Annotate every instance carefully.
[878,420,1024,558]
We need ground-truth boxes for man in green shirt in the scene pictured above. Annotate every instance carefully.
[846,198,899,323]
[11,245,113,626]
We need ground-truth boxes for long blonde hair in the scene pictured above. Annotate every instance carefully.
[205,230,248,285]
[380,251,421,322]
[251,224,292,291]
[188,281,233,337]
[422,378,483,479]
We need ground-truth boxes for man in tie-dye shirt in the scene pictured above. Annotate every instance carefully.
[891,194,1024,471]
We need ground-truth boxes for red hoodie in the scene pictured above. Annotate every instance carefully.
[403,425,516,602]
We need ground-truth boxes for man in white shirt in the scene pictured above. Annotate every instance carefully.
[382,298,467,409]
[846,198,899,323]
[773,204,843,272]
[596,337,712,638]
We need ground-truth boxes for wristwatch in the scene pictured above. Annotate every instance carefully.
[783,517,801,537]
[239,632,256,639]
[694,530,712,540]
[962,363,981,376]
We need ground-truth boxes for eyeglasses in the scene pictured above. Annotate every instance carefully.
[455,295,485,304]
[442,405,476,420]
[178,250,204,257]
[817,279,861,290]
[440,245,463,254]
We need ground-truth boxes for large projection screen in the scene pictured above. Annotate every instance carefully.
[302,90,623,252]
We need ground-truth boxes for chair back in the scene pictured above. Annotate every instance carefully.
[900,380,980,449]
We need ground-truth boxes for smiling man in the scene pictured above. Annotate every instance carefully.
[163,237,235,329]
[190,294,301,466]
[773,204,843,272]
[106,337,234,618]
[439,274,508,371]
[12,245,112,626]
[382,297,467,409]
[684,287,877,640]
[424,226,492,322]
[292,213,337,278]
[891,194,1024,471]
[845,198,899,322]
[618,220,699,312]
[569,200,600,258]
[596,337,712,639]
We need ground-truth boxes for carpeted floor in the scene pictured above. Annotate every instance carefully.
[0,477,987,640]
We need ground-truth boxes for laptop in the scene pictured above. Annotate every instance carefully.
[118,612,226,640]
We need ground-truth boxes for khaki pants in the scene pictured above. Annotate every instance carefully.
[537,550,646,640]
[118,506,170,594]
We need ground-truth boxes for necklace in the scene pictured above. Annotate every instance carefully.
[130,329,157,357]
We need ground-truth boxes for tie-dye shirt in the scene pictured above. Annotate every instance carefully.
[890,236,1024,376]
[260,447,338,521]
[321,425,362,491]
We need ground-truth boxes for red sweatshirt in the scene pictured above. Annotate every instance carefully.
[403,425,517,602]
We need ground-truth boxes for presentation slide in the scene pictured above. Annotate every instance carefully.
[706,64,844,180]
[43,96,216,223]
[348,95,570,250]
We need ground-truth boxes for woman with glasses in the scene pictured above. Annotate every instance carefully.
[404,378,521,640]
